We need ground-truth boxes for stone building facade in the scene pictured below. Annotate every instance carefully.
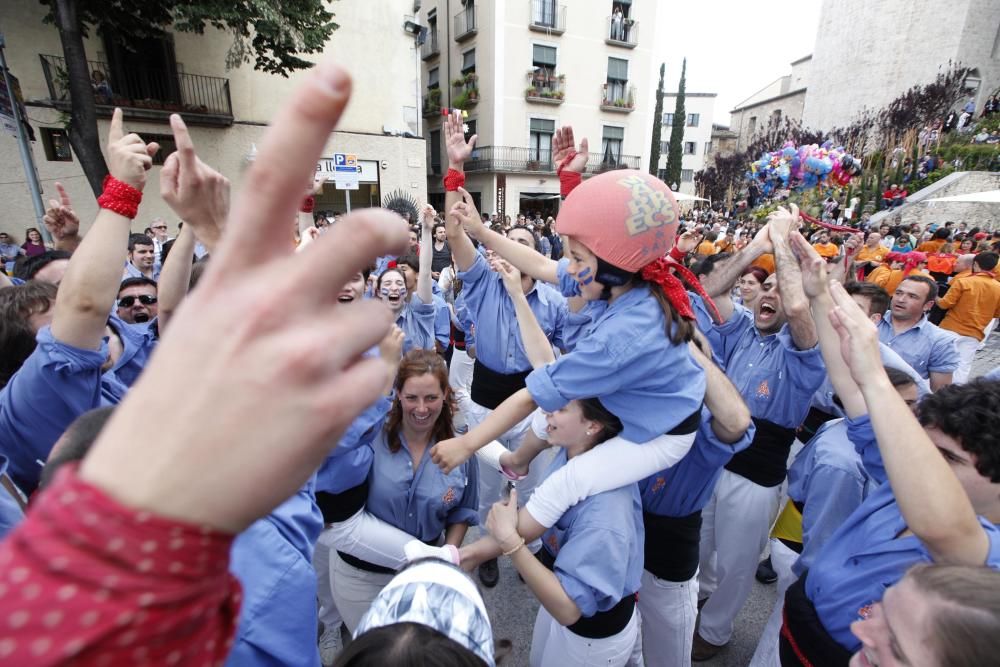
[729,55,810,151]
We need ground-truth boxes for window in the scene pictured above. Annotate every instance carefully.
[704,142,712,155]
[606,57,629,102]
[465,119,477,141]
[687,113,700,127]
[532,45,557,70]
[684,141,696,155]
[681,169,694,182]
[428,67,440,89]
[40,128,73,162]
[529,118,555,163]
[657,168,668,181]
[601,126,624,164]
[662,112,674,125]
[462,49,476,73]
[533,0,557,27]
[772,109,782,122]
[660,141,669,153]
[429,130,442,174]
[748,116,757,135]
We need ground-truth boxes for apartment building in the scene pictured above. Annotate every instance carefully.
[0,0,428,239]
[418,0,660,218]
[656,92,717,195]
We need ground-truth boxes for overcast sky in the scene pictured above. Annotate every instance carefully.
[653,0,822,127]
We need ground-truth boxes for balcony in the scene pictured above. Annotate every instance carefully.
[525,70,565,104]
[421,30,440,60]
[452,73,480,110]
[423,90,443,118]
[529,0,567,34]
[39,54,233,127]
[606,16,638,48]
[454,7,477,42]
[601,83,636,112]
[463,146,639,174]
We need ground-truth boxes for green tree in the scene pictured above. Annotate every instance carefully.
[664,58,686,189]
[648,62,665,176]
[40,0,339,195]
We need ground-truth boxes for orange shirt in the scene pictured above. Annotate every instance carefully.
[813,242,840,259]
[752,253,775,275]
[916,239,947,253]
[856,244,889,264]
[938,273,1000,340]
[697,241,718,256]
[866,264,893,288]
[883,269,931,297]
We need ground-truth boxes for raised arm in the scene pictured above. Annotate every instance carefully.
[791,232,866,418]
[443,188,479,272]
[417,204,434,304]
[156,225,195,330]
[768,205,818,350]
[827,282,989,566]
[51,109,159,350]
[443,110,477,237]
[495,257,556,368]
[689,340,751,443]
[42,182,82,254]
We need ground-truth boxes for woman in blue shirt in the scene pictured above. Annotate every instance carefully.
[484,398,643,667]
[330,350,479,633]
[375,206,437,353]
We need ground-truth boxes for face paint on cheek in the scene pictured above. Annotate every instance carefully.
[577,267,594,286]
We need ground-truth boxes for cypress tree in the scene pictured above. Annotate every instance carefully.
[649,63,666,175]
[664,58,687,189]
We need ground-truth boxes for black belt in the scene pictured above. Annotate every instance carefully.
[725,417,797,487]
[470,359,530,409]
[799,406,836,441]
[779,573,852,667]
[536,546,636,639]
[642,510,702,582]
[338,533,444,576]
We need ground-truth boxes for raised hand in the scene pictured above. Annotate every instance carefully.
[430,435,477,474]
[552,126,589,173]
[160,114,230,252]
[449,187,484,238]
[492,256,522,295]
[79,60,409,534]
[765,203,801,244]
[422,203,437,231]
[445,110,477,168]
[107,107,159,191]
[486,489,521,552]
[675,229,702,254]
[827,281,884,388]
[42,182,80,242]
[789,231,829,299]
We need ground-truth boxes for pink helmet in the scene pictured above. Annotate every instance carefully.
[555,170,681,273]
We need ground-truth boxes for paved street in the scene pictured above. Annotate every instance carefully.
[474,334,1000,666]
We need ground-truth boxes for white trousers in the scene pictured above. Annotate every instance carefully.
[697,470,782,646]
[465,399,547,526]
[329,551,395,633]
[748,539,800,667]
[449,348,475,431]
[953,334,980,384]
[526,431,696,528]
[314,530,344,633]
[530,605,641,667]
[638,569,698,667]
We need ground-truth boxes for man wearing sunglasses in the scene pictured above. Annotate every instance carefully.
[117,277,159,325]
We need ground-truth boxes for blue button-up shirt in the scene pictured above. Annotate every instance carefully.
[876,312,959,379]
[458,252,568,373]
[788,418,877,576]
[366,429,479,542]
[807,482,1000,651]
[227,477,323,667]
[123,261,160,281]
[315,395,392,494]
[397,294,437,354]
[432,293,451,348]
[0,455,25,539]
[711,305,826,429]
[527,283,705,442]
[639,406,754,517]
[542,449,644,617]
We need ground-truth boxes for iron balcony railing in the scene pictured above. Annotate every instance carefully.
[606,15,638,47]
[463,146,639,174]
[601,83,636,111]
[454,7,477,41]
[529,0,567,34]
[421,30,440,60]
[39,54,233,126]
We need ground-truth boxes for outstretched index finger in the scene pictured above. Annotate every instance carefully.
[55,182,71,208]
[170,114,197,173]
[108,108,124,144]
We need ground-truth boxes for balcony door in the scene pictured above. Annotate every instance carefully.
[103,32,182,106]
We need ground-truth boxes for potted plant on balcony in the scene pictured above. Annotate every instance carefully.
[452,77,466,88]
[464,72,478,85]
[554,90,565,100]
[467,87,479,102]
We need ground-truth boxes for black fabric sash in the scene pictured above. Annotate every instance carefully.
[470,359,530,410]
[725,417,797,487]
[642,510,702,582]
[778,573,852,667]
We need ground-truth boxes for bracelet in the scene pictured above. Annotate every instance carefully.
[300,195,316,213]
[97,175,143,219]
[502,537,525,557]
[669,245,688,262]
[443,168,466,192]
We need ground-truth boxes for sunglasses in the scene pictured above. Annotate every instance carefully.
[118,295,157,308]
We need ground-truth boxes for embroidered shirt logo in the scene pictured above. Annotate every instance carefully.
[618,175,677,237]
[650,476,666,494]
[441,487,456,506]
[546,533,560,554]
[755,379,771,400]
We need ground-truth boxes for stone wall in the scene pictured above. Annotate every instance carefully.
[876,171,1000,231]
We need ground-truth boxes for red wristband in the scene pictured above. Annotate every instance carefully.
[300,195,316,214]
[97,174,143,219]
[669,245,687,262]
[443,168,466,192]
[556,152,583,198]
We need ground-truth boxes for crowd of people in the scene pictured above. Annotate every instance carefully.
[1,60,1000,667]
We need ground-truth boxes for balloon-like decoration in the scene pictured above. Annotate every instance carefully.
[746,141,862,195]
